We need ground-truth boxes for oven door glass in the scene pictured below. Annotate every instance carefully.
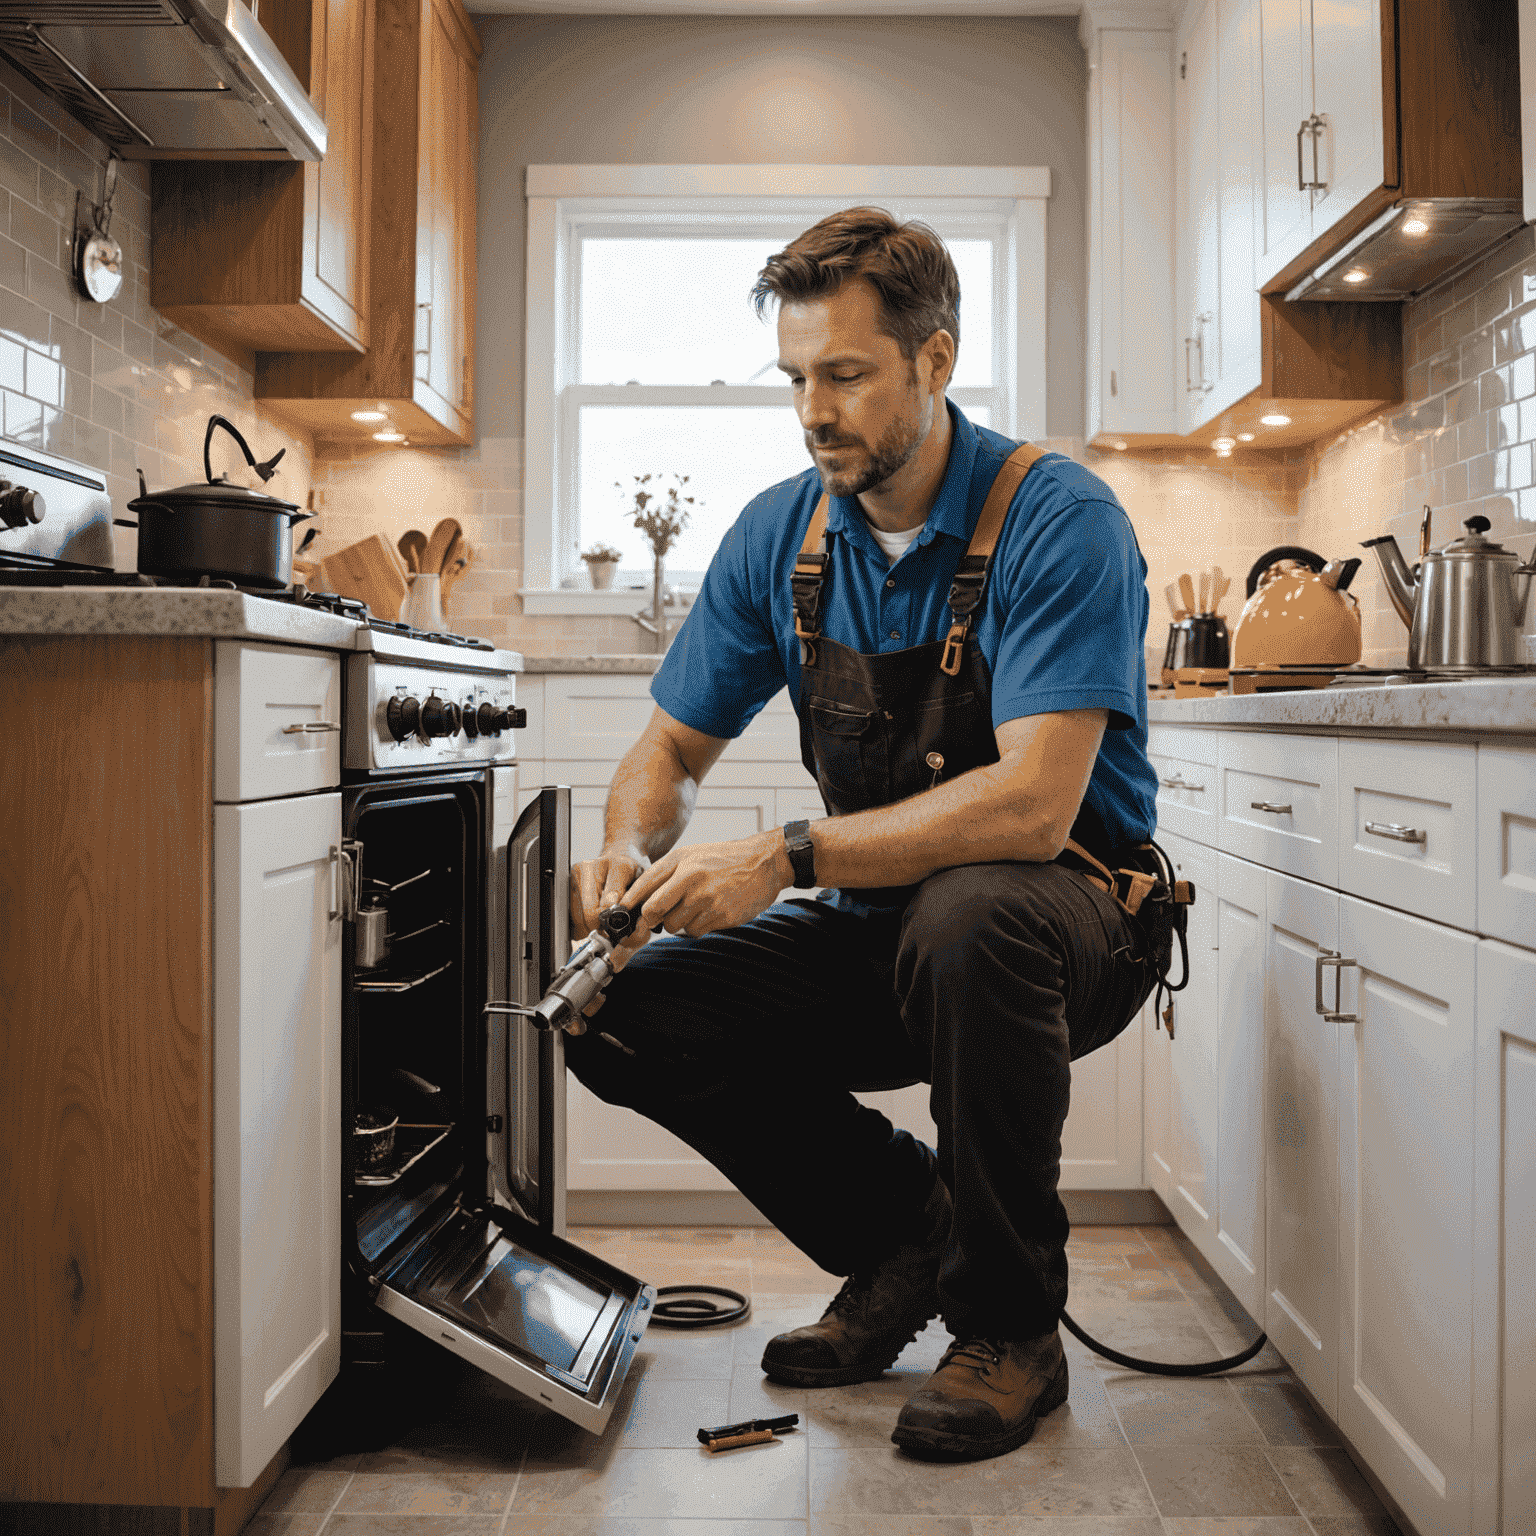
[376,1202,655,1434]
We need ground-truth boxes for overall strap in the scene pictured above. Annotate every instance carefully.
[792,493,831,666]
[940,442,1048,676]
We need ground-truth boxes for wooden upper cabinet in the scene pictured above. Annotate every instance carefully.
[151,0,375,357]
[256,0,480,447]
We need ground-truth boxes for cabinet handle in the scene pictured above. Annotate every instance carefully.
[329,843,353,923]
[1159,774,1207,792]
[1184,335,1196,393]
[415,301,433,382]
[1195,312,1214,393]
[1110,369,1117,398]
[1297,113,1326,192]
[283,720,340,735]
[1251,800,1293,815]
[1314,950,1359,1023]
[1364,819,1426,845]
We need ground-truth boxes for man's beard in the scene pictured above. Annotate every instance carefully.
[807,402,925,497]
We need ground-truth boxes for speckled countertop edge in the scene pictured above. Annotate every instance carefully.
[1148,676,1536,733]
[521,654,664,674]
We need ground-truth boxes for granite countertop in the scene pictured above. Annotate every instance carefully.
[0,587,364,648]
[1148,675,1536,734]
[521,654,664,674]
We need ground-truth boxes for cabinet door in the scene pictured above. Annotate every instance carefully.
[1213,0,1262,414]
[1263,868,1341,1418]
[1256,0,1314,278]
[1308,0,1384,237]
[1161,832,1222,1251]
[1144,994,1175,1207]
[1177,0,1222,434]
[1473,939,1536,1536]
[414,0,477,439]
[213,794,342,1487]
[1337,894,1475,1536]
[1212,852,1265,1319]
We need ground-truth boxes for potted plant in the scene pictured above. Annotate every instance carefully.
[580,542,623,590]
[617,473,696,652]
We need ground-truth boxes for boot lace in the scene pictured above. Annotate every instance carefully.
[937,1337,1007,1376]
[824,1272,877,1321]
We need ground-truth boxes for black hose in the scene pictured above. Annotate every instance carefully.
[650,1284,750,1328]
[1059,1307,1268,1376]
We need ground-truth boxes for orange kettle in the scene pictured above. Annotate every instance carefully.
[1229,545,1363,668]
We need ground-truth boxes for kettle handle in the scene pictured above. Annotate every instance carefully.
[204,414,286,486]
[1245,545,1327,597]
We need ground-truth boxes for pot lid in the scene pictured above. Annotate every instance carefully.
[1438,515,1518,560]
[131,473,302,513]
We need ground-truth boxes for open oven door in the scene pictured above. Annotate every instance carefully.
[374,787,655,1433]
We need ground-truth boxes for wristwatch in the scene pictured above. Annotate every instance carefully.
[782,820,817,888]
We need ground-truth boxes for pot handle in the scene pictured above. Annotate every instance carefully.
[205,413,286,486]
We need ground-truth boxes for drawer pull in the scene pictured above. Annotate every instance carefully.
[1251,800,1293,815]
[1364,819,1426,845]
[1314,951,1359,1024]
[283,720,341,735]
[1159,774,1207,792]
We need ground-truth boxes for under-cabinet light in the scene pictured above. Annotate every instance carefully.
[1342,268,1369,284]
[1259,413,1292,428]
[351,409,389,423]
[1237,432,1255,441]
[372,429,406,443]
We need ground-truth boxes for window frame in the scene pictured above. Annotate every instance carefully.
[521,163,1051,612]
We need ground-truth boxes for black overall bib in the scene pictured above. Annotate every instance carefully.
[564,446,1157,1338]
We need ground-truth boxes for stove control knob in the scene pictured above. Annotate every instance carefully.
[420,695,461,738]
[461,702,480,739]
[386,694,420,741]
[0,481,45,529]
[478,703,528,736]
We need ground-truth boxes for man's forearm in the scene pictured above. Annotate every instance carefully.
[602,736,699,864]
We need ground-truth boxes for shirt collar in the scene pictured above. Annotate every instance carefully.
[823,400,980,553]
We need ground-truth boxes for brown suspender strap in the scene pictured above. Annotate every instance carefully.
[940,442,1050,675]
[792,494,832,664]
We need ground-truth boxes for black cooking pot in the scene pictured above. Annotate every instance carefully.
[118,415,313,589]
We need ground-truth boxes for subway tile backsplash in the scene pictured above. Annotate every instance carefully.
[3,47,1530,667]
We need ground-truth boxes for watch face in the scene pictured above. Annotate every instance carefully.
[79,232,123,304]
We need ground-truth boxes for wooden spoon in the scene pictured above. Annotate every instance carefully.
[1178,572,1197,615]
[398,529,427,574]
[423,518,461,577]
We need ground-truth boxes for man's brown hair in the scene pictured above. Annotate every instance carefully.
[751,207,960,362]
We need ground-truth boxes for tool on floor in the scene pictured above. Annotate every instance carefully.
[698,1414,799,1451]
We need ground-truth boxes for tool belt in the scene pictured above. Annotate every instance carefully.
[1055,836,1194,1037]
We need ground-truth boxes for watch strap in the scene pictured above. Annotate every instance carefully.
[782,819,817,888]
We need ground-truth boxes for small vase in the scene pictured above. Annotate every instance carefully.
[403,572,446,631]
[588,560,618,591]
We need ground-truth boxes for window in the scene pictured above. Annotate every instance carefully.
[522,166,1050,611]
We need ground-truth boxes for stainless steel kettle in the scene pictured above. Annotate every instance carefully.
[1363,508,1535,672]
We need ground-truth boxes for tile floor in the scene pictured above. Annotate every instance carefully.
[252,1223,1403,1536]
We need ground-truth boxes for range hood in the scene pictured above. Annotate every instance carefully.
[0,1,325,161]
[1284,198,1524,302]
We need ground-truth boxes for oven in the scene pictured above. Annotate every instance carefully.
[336,631,655,1437]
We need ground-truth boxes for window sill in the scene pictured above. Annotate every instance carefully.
[519,588,696,617]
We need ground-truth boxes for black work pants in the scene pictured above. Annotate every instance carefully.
[563,860,1154,1339]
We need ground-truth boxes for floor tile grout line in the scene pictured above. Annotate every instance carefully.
[497,1436,529,1535]
[310,1464,355,1535]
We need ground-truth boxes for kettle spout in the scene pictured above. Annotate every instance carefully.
[1361,534,1417,628]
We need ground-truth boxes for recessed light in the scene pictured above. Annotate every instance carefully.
[1237,431,1255,442]
[1111,440,1128,451]
[372,429,405,443]
[351,409,389,423]
[1260,412,1292,428]
[1401,216,1430,236]
[1342,268,1369,284]
[1212,437,1235,453]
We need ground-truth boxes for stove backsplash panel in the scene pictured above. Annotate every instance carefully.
[0,58,314,571]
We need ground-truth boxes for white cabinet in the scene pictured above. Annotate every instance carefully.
[1477,743,1536,950]
[1255,0,1384,286]
[212,790,342,1487]
[1473,939,1536,1536]
[1217,730,1338,887]
[1336,893,1476,1536]
[1086,24,1178,440]
[213,641,343,803]
[1262,867,1341,1419]
[1174,0,1262,433]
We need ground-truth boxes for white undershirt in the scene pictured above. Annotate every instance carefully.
[867,519,925,566]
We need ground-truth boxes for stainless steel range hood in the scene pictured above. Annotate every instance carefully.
[0,0,325,162]
[1284,199,1524,302]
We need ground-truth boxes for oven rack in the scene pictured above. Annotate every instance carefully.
[354,958,453,994]
[355,1123,455,1187]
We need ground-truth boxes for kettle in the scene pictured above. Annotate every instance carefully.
[1363,508,1536,672]
[1229,547,1363,667]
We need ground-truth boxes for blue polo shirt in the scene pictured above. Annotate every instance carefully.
[653,401,1157,853]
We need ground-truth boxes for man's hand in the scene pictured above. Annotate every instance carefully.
[570,846,654,990]
[624,829,791,938]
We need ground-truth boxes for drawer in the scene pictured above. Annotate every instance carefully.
[1478,743,1536,951]
[1216,732,1338,885]
[214,642,342,803]
[1338,737,1476,930]
[1148,727,1220,847]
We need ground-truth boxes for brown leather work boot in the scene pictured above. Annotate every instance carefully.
[890,1331,1069,1459]
[759,1179,951,1388]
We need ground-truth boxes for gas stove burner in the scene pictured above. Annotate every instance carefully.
[367,615,496,652]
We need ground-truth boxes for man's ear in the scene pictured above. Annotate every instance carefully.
[921,328,957,395]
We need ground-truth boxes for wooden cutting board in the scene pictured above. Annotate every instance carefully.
[316,533,411,620]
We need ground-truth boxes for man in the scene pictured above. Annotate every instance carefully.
[563,208,1161,1461]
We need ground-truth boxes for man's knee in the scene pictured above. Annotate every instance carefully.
[897,861,1062,978]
